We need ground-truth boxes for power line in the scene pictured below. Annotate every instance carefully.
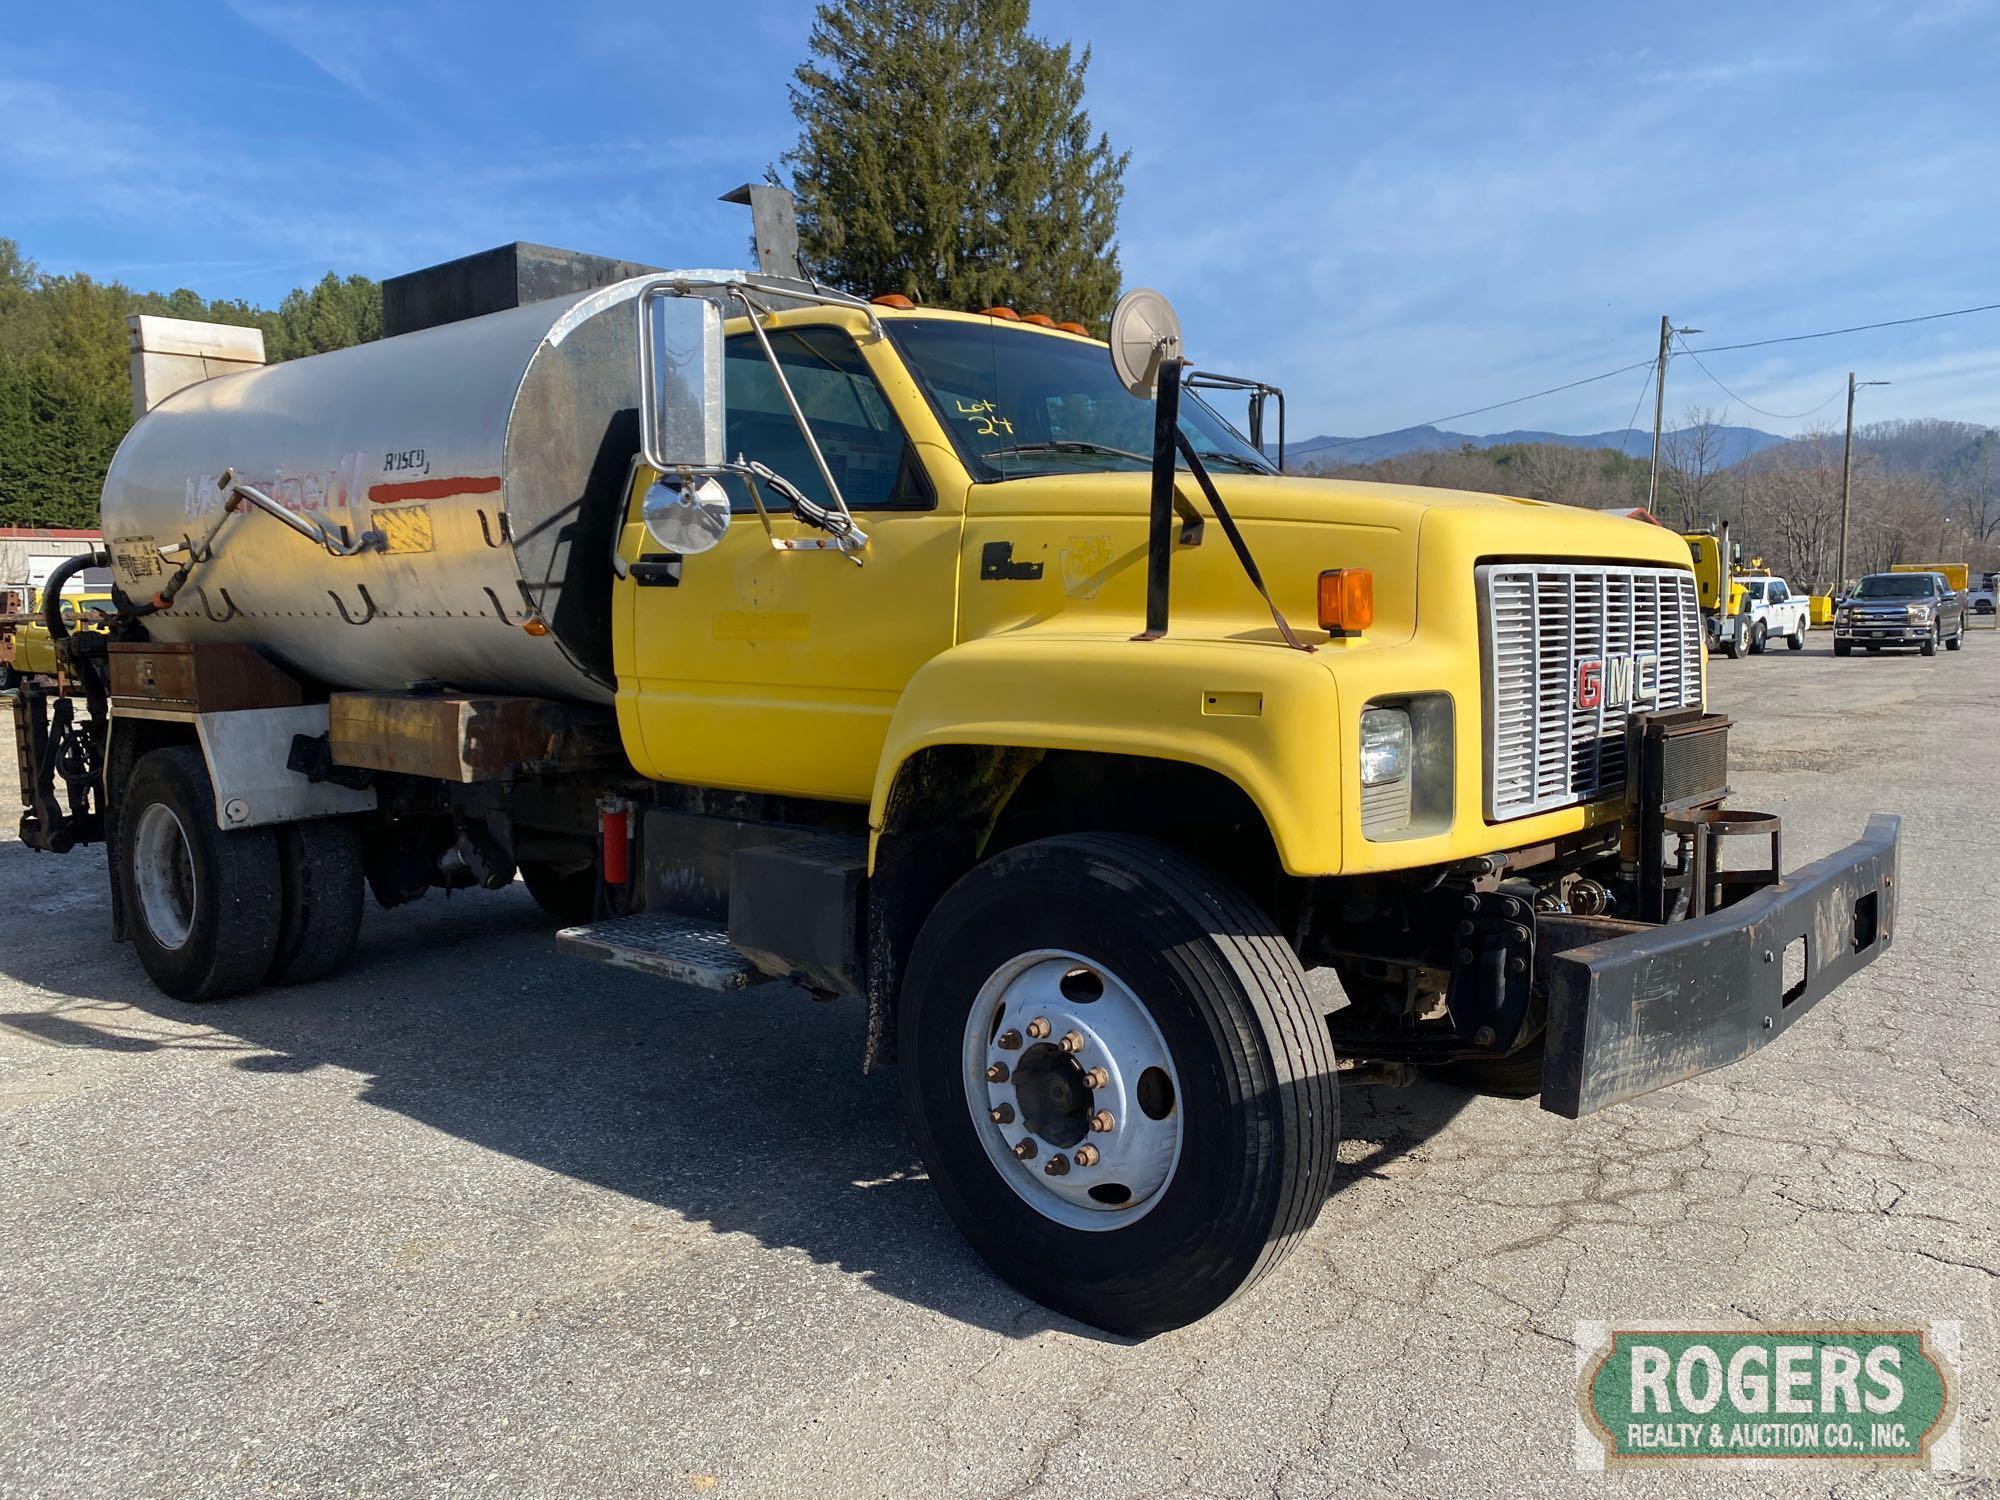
[1672,333,1846,420]
[1314,357,1655,452]
[1684,300,2000,356]
[1311,297,2000,458]
[1624,360,1656,450]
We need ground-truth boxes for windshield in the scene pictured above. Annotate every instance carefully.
[1853,575,1935,598]
[886,320,1277,481]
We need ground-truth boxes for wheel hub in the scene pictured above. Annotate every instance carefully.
[961,949,1183,1230]
[1010,1043,1093,1148]
[132,802,196,951]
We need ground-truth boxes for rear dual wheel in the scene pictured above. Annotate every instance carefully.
[120,747,362,1001]
[899,834,1340,1337]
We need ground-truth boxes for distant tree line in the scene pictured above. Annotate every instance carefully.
[1303,405,2000,592]
[0,236,380,529]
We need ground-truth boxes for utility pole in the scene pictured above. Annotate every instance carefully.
[1646,315,1702,516]
[1837,372,1891,590]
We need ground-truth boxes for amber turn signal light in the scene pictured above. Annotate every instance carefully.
[869,292,914,309]
[1318,569,1373,635]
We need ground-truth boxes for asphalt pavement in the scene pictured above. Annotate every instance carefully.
[0,626,1993,1497]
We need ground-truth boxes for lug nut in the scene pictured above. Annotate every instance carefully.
[989,1103,1014,1124]
[1025,1017,1051,1039]
[1058,1030,1085,1054]
[1081,1067,1109,1090]
[1089,1110,1115,1133]
[1461,894,1480,914]
[1044,1154,1070,1176]
[1073,1144,1100,1167]
[1456,948,1475,965]
[996,1028,1022,1050]
[1457,920,1475,937]
[986,1062,1009,1083]
[1473,1026,1497,1047]
[1507,956,1526,976]
[1012,1138,1037,1160]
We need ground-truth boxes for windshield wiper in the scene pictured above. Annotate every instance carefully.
[983,440,1153,465]
[1190,449,1274,474]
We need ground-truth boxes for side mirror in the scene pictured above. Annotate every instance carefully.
[642,476,732,556]
[637,286,725,473]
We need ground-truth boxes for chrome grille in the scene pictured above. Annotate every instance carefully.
[1479,562,1702,819]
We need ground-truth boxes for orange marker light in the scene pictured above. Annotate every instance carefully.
[1318,569,1374,635]
[870,293,914,308]
[1021,313,1056,327]
[1055,321,1090,336]
[981,306,1021,320]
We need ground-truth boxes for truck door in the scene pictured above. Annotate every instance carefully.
[616,321,963,802]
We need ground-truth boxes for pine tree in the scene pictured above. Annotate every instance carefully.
[786,0,1128,328]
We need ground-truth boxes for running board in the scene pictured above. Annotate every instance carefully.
[555,912,770,992]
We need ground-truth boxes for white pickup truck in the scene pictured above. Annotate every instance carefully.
[1715,575,1811,657]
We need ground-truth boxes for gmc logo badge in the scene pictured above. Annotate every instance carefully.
[1576,652,1658,711]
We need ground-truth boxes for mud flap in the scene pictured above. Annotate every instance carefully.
[1541,813,1900,1117]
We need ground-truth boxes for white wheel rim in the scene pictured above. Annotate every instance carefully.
[133,802,196,950]
[961,949,1184,1231]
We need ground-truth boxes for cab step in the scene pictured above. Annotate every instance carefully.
[554,912,770,992]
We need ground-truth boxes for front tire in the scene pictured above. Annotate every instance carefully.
[1749,622,1768,654]
[1834,639,1852,657]
[118,747,282,1001]
[1921,624,1939,657]
[898,834,1339,1337]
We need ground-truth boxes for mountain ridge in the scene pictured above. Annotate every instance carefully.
[1284,423,1787,468]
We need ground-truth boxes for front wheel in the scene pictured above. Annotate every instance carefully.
[898,834,1339,1337]
[1921,624,1939,657]
[1722,625,1744,660]
[1834,640,1852,657]
[1749,622,1768,655]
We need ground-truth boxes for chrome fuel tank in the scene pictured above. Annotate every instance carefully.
[101,278,657,703]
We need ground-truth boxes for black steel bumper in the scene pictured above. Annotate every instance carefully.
[1540,813,1900,1117]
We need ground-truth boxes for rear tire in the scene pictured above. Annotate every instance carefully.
[118,747,282,1002]
[521,859,597,925]
[268,819,365,985]
[898,833,1339,1337]
[1946,626,1963,651]
[1787,623,1805,650]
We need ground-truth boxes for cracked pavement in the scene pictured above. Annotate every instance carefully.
[0,630,1993,1497]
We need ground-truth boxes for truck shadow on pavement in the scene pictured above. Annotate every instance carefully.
[0,850,1473,1341]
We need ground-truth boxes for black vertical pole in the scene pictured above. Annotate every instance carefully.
[1139,358,1183,640]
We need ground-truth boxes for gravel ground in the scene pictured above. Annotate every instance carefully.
[0,628,1993,1498]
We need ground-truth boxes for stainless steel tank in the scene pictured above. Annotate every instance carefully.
[101,278,657,704]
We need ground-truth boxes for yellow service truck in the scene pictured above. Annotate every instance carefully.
[16,213,1898,1335]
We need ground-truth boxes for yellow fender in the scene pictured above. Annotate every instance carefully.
[869,632,1345,875]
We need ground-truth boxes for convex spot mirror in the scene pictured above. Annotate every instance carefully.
[639,287,726,471]
[1108,287,1184,399]
[642,476,732,556]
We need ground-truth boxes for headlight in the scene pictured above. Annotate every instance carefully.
[1906,603,1934,622]
[1360,707,1412,787]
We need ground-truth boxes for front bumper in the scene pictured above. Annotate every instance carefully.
[1835,620,1931,641]
[1540,813,1900,1117]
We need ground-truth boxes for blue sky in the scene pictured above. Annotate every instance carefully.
[4,0,1996,440]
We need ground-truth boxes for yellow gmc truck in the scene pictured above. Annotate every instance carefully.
[16,215,1898,1336]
